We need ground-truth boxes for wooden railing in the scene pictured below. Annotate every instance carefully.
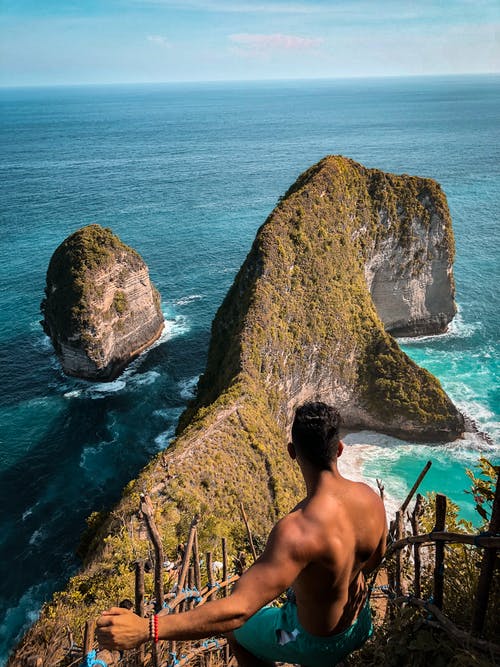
[26,462,499,667]
[378,461,500,660]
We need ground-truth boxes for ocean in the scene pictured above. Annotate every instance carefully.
[0,75,498,663]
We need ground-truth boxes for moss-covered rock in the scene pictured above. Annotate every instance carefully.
[41,224,164,381]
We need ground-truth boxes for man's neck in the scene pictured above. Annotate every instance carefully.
[301,463,344,497]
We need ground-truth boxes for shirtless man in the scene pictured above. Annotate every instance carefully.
[97,402,387,666]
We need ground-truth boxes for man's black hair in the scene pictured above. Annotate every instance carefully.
[291,402,341,470]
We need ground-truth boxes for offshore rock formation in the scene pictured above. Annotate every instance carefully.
[13,157,464,664]
[188,156,463,440]
[41,224,164,380]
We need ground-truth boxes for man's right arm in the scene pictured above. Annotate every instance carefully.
[97,513,313,649]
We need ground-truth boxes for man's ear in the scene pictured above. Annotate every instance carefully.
[287,441,297,460]
[337,440,344,458]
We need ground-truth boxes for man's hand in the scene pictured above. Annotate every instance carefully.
[96,607,149,650]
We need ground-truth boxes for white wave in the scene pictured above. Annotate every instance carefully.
[154,427,176,451]
[0,581,49,661]
[22,504,38,521]
[175,294,203,306]
[161,314,191,341]
[153,408,172,418]
[179,375,199,400]
[340,428,499,524]
[132,370,161,386]
[63,389,82,399]
[447,308,480,338]
[29,527,46,547]
[31,332,53,352]
[88,379,127,395]
[338,443,401,519]
[397,307,479,345]
[47,311,191,400]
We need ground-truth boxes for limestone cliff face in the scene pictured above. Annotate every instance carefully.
[41,225,164,380]
[363,173,456,336]
[13,158,465,665]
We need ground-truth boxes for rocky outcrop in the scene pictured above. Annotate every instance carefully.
[13,157,464,665]
[41,225,164,380]
[187,156,463,441]
[363,172,456,336]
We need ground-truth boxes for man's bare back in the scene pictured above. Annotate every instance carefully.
[97,403,387,667]
[288,475,386,636]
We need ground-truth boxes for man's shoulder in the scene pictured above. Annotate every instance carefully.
[347,479,385,507]
[270,509,323,560]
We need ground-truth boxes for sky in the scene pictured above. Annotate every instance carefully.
[0,0,499,87]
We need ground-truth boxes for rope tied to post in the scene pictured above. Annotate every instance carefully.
[81,649,107,667]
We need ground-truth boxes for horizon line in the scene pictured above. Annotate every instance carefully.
[1,71,499,91]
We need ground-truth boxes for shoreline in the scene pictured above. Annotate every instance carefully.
[338,442,401,520]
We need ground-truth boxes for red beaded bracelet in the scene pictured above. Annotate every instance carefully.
[153,614,159,643]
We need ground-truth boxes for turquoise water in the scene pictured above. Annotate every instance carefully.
[0,76,498,662]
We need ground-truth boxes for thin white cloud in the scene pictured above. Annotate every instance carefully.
[229,33,324,52]
[147,35,172,47]
[140,0,326,13]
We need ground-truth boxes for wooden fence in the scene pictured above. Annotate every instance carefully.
[377,460,500,661]
[25,461,500,667]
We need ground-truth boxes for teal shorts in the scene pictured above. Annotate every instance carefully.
[233,599,373,667]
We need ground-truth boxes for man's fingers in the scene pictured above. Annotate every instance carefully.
[96,607,128,625]
[103,606,126,615]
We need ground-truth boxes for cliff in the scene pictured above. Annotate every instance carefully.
[364,169,456,336]
[41,225,164,381]
[12,157,464,664]
[184,156,461,440]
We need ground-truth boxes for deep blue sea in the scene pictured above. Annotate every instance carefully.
[0,76,499,663]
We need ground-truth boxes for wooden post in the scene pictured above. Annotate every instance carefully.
[240,502,258,562]
[177,518,199,594]
[376,479,385,502]
[206,551,215,600]
[176,518,199,614]
[140,494,164,613]
[193,528,202,592]
[394,511,403,596]
[410,494,424,599]
[188,566,195,609]
[472,474,500,636]
[433,494,447,609]
[83,619,95,656]
[135,560,145,617]
[400,461,432,514]
[221,539,233,667]
[135,560,146,666]
[222,538,228,597]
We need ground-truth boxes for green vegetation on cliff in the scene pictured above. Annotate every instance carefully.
[41,224,142,344]
[187,155,461,437]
